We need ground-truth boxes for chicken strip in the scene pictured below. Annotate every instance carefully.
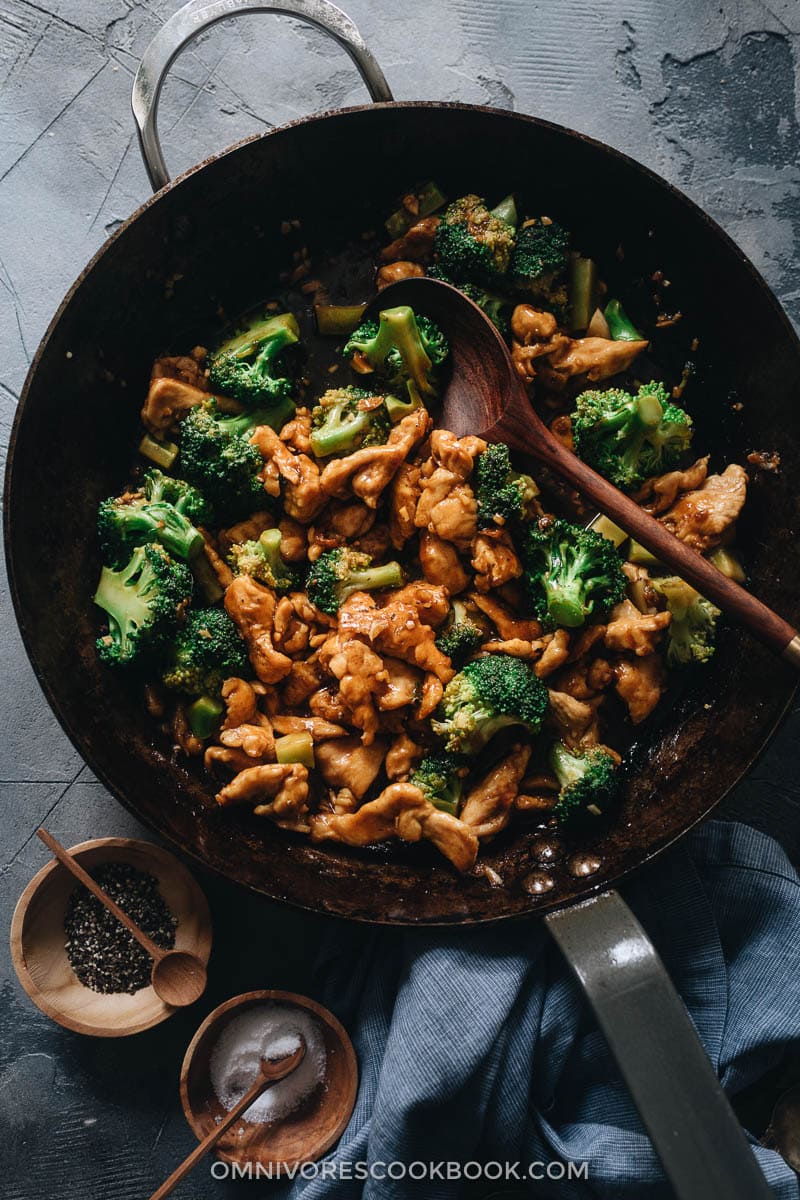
[460,745,532,839]
[250,425,327,523]
[419,531,470,594]
[660,464,747,552]
[471,530,523,592]
[385,733,424,780]
[141,376,214,434]
[614,655,665,724]
[315,736,387,800]
[216,763,310,830]
[379,215,440,262]
[318,632,390,744]
[389,462,423,549]
[310,782,479,872]
[224,576,293,685]
[604,598,671,657]
[470,593,542,642]
[510,303,648,388]
[548,690,597,749]
[338,592,455,683]
[320,408,430,508]
[634,457,709,515]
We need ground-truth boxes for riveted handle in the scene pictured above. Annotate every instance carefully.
[132,0,393,191]
[546,890,773,1200]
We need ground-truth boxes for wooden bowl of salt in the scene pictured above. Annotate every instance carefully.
[180,989,358,1170]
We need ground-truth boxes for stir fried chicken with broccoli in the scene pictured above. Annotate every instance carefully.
[93,183,751,877]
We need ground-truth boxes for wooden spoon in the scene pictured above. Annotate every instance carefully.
[367,277,800,666]
[149,1042,306,1200]
[36,828,207,1007]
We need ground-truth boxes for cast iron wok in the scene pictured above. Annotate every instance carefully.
[5,2,797,1195]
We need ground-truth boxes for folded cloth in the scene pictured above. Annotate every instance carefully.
[284,821,800,1199]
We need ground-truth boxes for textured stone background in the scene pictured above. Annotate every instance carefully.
[1,1,799,1196]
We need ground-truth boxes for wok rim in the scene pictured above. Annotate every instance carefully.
[5,99,799,925]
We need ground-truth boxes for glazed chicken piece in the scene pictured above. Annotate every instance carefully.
[376,657,422,711]
[216,763,310,830]
[388,581,450,626]
[660,464,747,552]
[459,745,532,839]
[308,686,351,725]
[379,215,440,262]
[470,593,542,642]
[604,598,671,657]
[307,500,376,561]
[224,576,293,685]
[272,595,311,657]
[417,671,444,720]
[548,689,598,749]
[534,629,571,677]
[270,714,348,739]
[314,736,387,799]
[310,782,479,872]
[279,406,313,454]
[471,530,523,593]
[219,720,275,763]
[613,655,665,724]
[634,456,710,515]
[317,632,390,744]
[220,677,261,730]
[389,462,423,549]
[510,303,648,388]
[352,522,392,562]
[251,425,326,523]
[415,430,486,552]
[320,408,430,508]
[141,377,214,434]
[385,733,424,780]
[418,531,470,594]
[377,261,425,289]
[337,592,455,683]
[151,349,208,390]
[278,516,308,563]
[282,658,324,708]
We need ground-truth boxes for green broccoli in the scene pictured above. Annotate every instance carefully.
[208,312,300,407]
[475,442,540,528]
[571,381,693,491]
[227,527,298,592]
[550,741,619,825]
[653,576,721,666]
[522,518,626,630]
[162,607,250,696]
[179,398,290,521]
[435,599,487,668]
[411,752,468,815]
[309,386,392,458]
[432,194,516,284]
[306,547,403,616]
[459,282,515,335]
[432,654,549,755]
[142,468,212,526]
[94,543,193,667]
[509,219,570,306]
[343,305,449,406]
[603,298,644,342]
[97,492,204,566]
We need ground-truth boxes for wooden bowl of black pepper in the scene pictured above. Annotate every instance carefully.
[10,837,212,1036]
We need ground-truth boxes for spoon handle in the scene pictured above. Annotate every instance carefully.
[36,828,165,962]
[148,1049,305,1200]
[498,409,800,666]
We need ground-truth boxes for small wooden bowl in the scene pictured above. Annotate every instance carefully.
[10,837,212,1037]
[181,990,358,1170]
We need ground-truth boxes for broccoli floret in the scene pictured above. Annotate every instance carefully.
[343,305,449,406]
[228,527,298,592]
[572,381,693,491]
[432,194,516,284]
[306,547,403,616]
[142,468,212,526]
[208,312,299,407]
[475,442,540,528]
[411,752,467,816]
[432,654,549,755]
[522,518,626,630]
[179,398,290,521]
[162,607,250,696]
[435,599,487,668]
[459,282,515,335]
[550,742,619,825]
[309,386,391,458]
[97,492,204,566]
[94,543,193,667]
[654,577,721,666]
[509,219,570,306]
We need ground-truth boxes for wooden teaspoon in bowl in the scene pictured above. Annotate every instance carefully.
[150,1043,306,1200]
[36,828,207,1007]
[367,277,800,667]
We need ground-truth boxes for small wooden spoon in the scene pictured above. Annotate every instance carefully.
[150,1042,306,1200]
[36,828,207,1007]
[368,277,800,666]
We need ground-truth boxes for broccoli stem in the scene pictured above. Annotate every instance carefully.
[569,256,598,332]
[315,304,367,336]
[545,590,587,629]
[275,731,315,769]
[187,695,224,739]
[363,307,434,398]
[604,299,644,342]
[490,194,518,228]
[139,434,178,470]
[344,561,403,599]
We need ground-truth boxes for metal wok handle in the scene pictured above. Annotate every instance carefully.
[132,0,393,192]
[546,890,773,1199]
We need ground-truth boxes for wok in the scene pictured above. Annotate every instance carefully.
[5,2,799,1196]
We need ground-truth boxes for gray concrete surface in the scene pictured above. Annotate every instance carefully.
[1,1,800,1196]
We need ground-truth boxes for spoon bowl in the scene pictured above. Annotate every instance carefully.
[371,276,800,666]
[151,949,208,1008]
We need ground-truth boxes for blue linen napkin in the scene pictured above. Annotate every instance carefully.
[284,821,800,1198]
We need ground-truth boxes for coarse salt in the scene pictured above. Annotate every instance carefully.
[209,1004,326,1124]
